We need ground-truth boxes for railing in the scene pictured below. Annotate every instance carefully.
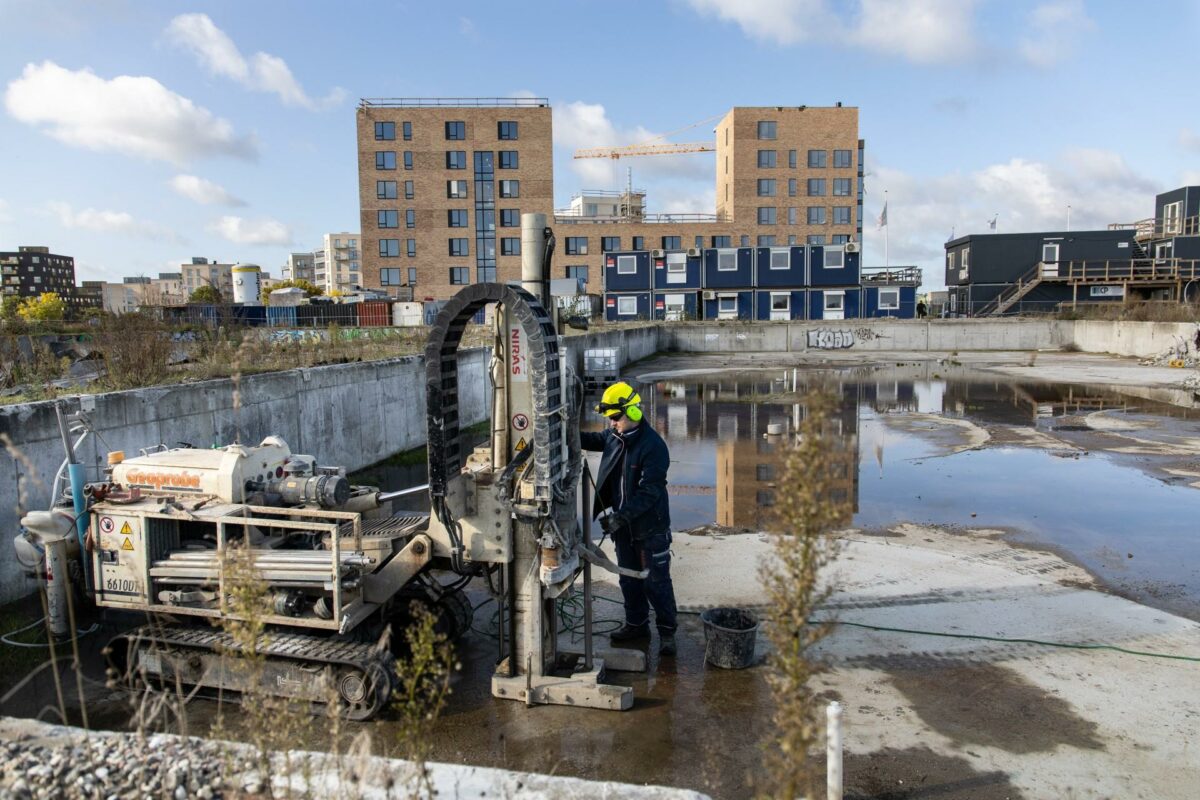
[573,189,647,199]
[1060,258,1200,282]
[1108,216,1200,239]
[861,266,921,285]
[553,212,730,225]
[974,262,1044,316]
[359,97,549,108]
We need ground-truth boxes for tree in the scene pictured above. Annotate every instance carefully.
[189,284,222,304]
[261,279,322,304]
[0,295,20,321]
[17,292,67,323]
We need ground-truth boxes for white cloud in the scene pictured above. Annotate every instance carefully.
[684,0,831,46]
[5,61,256,164]
[1018,0,1096,67]
[165,13,344,110]
[169,174,245,206]
[48,201,181,242]
[852,0,979,64]
[1180,129,1200,154]
[458,16,480,40]
[209,215,292,246]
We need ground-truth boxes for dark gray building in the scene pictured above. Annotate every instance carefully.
[0,245,98,315]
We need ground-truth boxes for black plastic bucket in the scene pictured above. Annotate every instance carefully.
[700,607,759,669]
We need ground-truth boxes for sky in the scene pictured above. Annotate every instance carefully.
[1,0,1198,290]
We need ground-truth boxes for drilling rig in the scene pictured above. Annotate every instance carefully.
[13,213,642,718]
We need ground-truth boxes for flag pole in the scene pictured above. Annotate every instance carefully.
[884,190,889,268]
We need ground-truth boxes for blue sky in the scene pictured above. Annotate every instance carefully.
[2,0,1197,290]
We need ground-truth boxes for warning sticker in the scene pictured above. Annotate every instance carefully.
[119,521,133,535]
[99,517,115,534]
[512,413,529,431]
[514,437,528,452]
[121,537,134,551]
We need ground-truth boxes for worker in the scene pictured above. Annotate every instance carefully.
[581,381,678,656]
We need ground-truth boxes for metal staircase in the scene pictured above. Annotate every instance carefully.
[975,263,1045,316]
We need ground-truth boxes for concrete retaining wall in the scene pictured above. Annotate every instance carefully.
[1070,320,1199,359]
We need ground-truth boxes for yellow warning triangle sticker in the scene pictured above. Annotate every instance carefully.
[121,537,134,551]
[514,437,528,451]
[119,521,132,534]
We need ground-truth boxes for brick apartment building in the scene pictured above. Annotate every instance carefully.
[357,99,863,301]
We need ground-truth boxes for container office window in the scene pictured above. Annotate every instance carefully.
[375,122,395,140]
[602,236,621,252]
[717,250,737,271]
[758,150,777,168]
[808,207,827,224]
[789,150,798,169]
[375,151,396,170]
[808,179,826,196]
[771,293,790,312]
[833,207,852,225]
[566,265,588,284]
[446,151,467,169]
[824,248,844,268]
[377,180,397,199]
[501,237,521,256]
[808,235,826,245]
[449,238,470,257]
[379,239,400,257]
[445,121,466,140]
[961,247,970,274]
[617,296,638,316]
[758,207,777,225]
[449,267,469,284]
[788,207,799,225]
[378,210,399,228]
[380,268,402,285]
[404,151,413,169]
[498,121,519,140]
[407,239,416,257]
[404,180,414,199]
[633,236,645,250]
[833,178,852,196]
[758,235,776,246]
[833,149,852,168]
[447,180,469,198]
[757,120,777,139]
[405,209,415,228]
[566,237,588,255]
[757,179,777,197]
[808,150,828,168]
[832,234,851,244]
[499,150,519,169]
[666,253,687,280]
[662,236,682,250]
[617,255,637,274]
[879,288,900,309]
[499,180,519,197]
[712,235,732,247]
[718,296,737,314]
[824,292,844,312]
[500,209,520,227]
[770,249,790,270]
[402,121,412,141]
[448,209,468,227]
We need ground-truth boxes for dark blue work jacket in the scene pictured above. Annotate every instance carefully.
[581,423,671,541]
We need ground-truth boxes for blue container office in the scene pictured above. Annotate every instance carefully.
[653,290,700,320]
[808,245,860,286]
[808,288,861,320]
[863,285,917,318]
[755,247,807,287]
[604,251,652,292]
[702,247,754,288]
[755,289,807,321]
[652,251,703,289]
[702,290,754,320]
[605,292,652,322]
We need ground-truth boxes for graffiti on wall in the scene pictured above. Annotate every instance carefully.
[807,329,855,349]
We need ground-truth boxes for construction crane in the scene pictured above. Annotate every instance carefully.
[574,114,721,160]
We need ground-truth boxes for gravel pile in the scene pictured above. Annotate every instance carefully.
[0,732,257,800]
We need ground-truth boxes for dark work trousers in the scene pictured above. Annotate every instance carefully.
[613,528,678,635]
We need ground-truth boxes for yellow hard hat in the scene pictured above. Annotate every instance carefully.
[596,381,643,422]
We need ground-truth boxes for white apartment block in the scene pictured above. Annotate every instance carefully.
[315,233,361,293]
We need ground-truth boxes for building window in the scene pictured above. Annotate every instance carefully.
[632,236,645,250]
[375,151,396,170]
[1163,201,1182,234]
[378,210,399,228]
[448,209,468,227]
[833,178,851,196]
[770,249,789,270]
[788,149,798,169]
[718,296,737,314]
[758,235,776,246]
[617,295,637,316]
[602,236,621,252]
[501,237,521,256]
[825,247,844,268]
[449,267,469,284]
[832,234,851,244]
[447,180,469,198]
[808,150,828,168]
[788,207,798,225]
[662,235,681,250]
[770,293,790,314]
[758,150,777,168]
[808,234,826,245]
[962,247,970,270]
[879,288,900,309]
[449,238,470,257]
[374,121,395,140]
[808,207,827,224]
[499,180,519,198]
[758,179,777,197]
[712,235,731,248]
[380,267,402,285]
[408,267,417,283]
[566,265,588,284]
[500,209,520,227]
[808,178,826,196]
[717,250,737,271]
[403,151,413,169]
[498,121,519,140]
[757,120,777,139]
[757,463,776,481]
[446,151,467,169]
[740,234,750,247]
[758,207,777,225]
[376,180,397,199]
[566,236,588,255]
[474,266,493,282]
[492,149,518,169]
[407,239,416,257]
[445,120,466,140]
[833,149,852,168]
[404,180,414,199]
[788,235,798,245]
[405,209,415,228]
[788,178,798,197]
[402,121,412,141]
[379,239,400,257]
[833,207,852,225]
[616,255,637,274]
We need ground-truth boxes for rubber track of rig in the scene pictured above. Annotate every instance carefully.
[111,625,393,720]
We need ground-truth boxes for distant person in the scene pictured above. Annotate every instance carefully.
[917,301,928,319]
[581,381,678,656]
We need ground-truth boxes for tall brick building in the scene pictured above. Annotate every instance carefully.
[357,100,862,300]
[0,245,98,315]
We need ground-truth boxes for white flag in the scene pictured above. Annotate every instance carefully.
[877,202,888,229]
[988,214,998,230]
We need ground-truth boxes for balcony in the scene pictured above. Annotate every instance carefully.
[1108,215,1200,240]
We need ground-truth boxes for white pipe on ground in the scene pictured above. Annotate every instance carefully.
[827,700,843,800]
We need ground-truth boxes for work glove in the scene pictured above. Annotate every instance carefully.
[600,513,626,537]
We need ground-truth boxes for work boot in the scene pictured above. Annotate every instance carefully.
[609,622,650,642]
[659,633,677,657]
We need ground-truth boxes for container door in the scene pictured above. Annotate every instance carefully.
[664,293,686,321]
[1041,242,1060,277]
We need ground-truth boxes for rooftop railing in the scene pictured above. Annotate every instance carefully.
[359,97,549,108]
[553,212,730,225]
